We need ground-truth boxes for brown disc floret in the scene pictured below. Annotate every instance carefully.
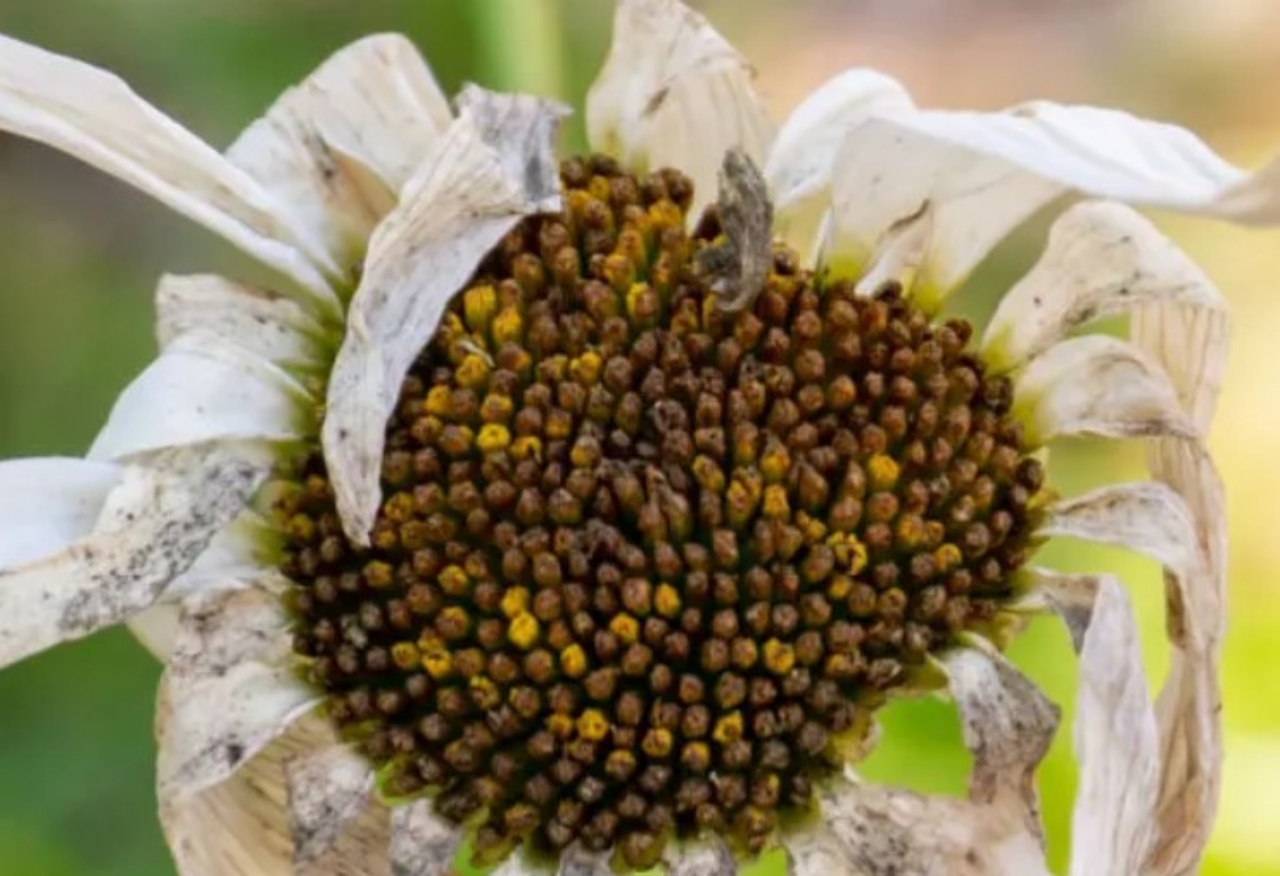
[278,154,1045,870]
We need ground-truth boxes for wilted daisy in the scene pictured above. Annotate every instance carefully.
[0,0,1264,873]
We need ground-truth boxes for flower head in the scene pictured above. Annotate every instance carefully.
[0,1,1257,874]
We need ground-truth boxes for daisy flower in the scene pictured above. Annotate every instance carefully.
[0,0,1265,873]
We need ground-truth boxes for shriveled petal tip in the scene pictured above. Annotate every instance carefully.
[665,838,736,876]
[323,90,566,545]
[941,643,1059,837]
[1018,569,1101,652]
[389,798,464,876]
[0,443,264,669]
[158,585,316,801]
[0,457,120,567]
[286,744,388,874]
[586,0,774,218]
[0,34,337,305]
[787,777,1050,876]
[88,331,312,463]
[983,201,1223,374]
[156,273,330,368]
[1069,577,1160,876]
[1013,335,1195,448]
[229,34,451,276]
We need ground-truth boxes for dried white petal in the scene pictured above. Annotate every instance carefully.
[456,84,566,213]
[156,273,329,369]
[161,712,333,876]
[389,798,464,876]
[941,643,1059,838]
[766,68,914,228]
[0,34,337,306]
[1013,335,1195,447]
[555,845,612,876]
[700,148,773,312]
[0,457,119,567]
[228,35,451,272]
[286,743,386,874]
[825,118,1061,309]
[1069,577,1160,876]
[88,331,311,462]
[1017,569,1101,651]
[1132,290,1229,438]
[0,443,264,668]
[983,201,1222,373]
[323,90,565,544]
[666,838,736,876]
[586,0,774,217]
[158,584,316,800]
[787,777,1050,876]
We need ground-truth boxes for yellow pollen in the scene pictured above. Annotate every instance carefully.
[760,443,791,483]
[424,385,452,417]
[568,351,603,385]
[826,533,869,575]
[477,423,512,453]
[935,543,963,573]
[712,712,745,745]
[763,639,796,675]
[492,306,524,345]
[576,709,610,742]
[391,642,420,671]
[609,614,640,645]
[455,354,490,389]
[642,728,674,758]
[463,284,497,332]
[508,612,541,650]
[654,583,682,618]
[867,453,901,491]
[363,560,394,589]
[510,436,543,462]
[500,587,531,619]
[438,564,470,595]
[546,713,574,739]
[560,644,588,678]
[761,484,790,520]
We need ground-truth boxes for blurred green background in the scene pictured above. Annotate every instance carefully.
[1,1,1278,874]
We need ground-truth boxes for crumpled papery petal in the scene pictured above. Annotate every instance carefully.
[388,798,464,876]
[764,68,914,254]
[1067,577,1161,876]
[0,457,120,567]
[826,103,1280,308]
[787,776,1050,876]
[586,0,774,218]
[155,273,330,370]
[88,331,312,462]
[982,201,1222,373]
[0,33,338,306]
[940,642,1060,840]
[286,743,390,875]
[322,87,566,545]
[228,34,452,274]
[0,443,265,668]
[665,839,736,876]
[1012,334,1195,447]
[157,583,317,801]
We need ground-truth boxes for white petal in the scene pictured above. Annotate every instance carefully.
[227,35,452,274]
[1069,578,1160,876]
[983,201,1223,373]
[1132,289,1229,438]
[765,68,913,253]
[286,743,388,874]
[0,34,337,306]
[161,712,332,876]
[0,457,119,567]
[555,846,612,875]
[666,839,735,876]
[1016,568,1101,652]
[158,584,316,800]
[89,331,312,462]
[156,273,330,369]
[0,443,264,668]
[787,776,1050,876]
[389,799,464,876]
[825,117,1061,308]
[586,0,774,217]
[322,89,565,544]
[1012,335,1195,447]
[941,643,1059,837]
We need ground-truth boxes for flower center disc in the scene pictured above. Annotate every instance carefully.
[280,154,1045,869]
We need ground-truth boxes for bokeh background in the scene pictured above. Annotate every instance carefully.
[1,1,1278,874]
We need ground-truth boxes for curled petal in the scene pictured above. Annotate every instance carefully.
[158,584,316,800]
[1069,578,1160,876]
[586,0,774,217]
[1013,335,1195,447]
[0,33,337,306]
[161,713,333,876]
[0,443,264,668]
[286,743,389,875]
[666,838,735,876]
[941,642,1060,838]
[788,777,1050,875]
[322,88,566,545]
[765,68,914,253]
[389,798,464,876]
[0,457,119,567]
[89,331,311,462]
[229,34,451,273]
[155,273,330,369]
[1016,568,1101,651]
[983,201,1222,373]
